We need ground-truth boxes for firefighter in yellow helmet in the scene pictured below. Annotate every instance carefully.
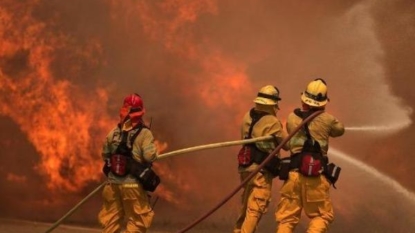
[98,93,160,233]
[275,79,345,233]
[233,85,288,233]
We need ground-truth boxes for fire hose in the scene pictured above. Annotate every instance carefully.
[44,110,322,233]
[175,110,323,233]
[44,136,278,233]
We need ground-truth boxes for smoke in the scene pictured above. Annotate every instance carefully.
[357,0,415,194]
[0,0,414,231]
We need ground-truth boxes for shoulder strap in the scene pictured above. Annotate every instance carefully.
[293,108,322,153]
[247,108,269,138]
[115,130,130,155]
[293,108,313,139]
[129,125,147,145]
[303,122,312,140]
[115,124,147,155]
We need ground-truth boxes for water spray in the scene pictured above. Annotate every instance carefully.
[345,120,411,133]
[329,147,415,204]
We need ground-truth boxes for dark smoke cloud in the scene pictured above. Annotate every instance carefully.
[1,0,415,232]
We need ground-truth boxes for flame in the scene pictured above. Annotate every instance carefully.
[111,0,256,132]
[0,1,414,230]
[0,0,197,206]
[0,0,112,192]
[0,0,257,209]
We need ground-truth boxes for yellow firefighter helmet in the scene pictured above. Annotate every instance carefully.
[253,85,281,105]
[301,78,329,107]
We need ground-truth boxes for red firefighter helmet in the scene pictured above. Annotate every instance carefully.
[119,93,145,126]
[123,93,144,110]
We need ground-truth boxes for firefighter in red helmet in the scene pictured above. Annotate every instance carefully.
[98,93,160,233]
[275,79,345,233]
[233,85,288,233]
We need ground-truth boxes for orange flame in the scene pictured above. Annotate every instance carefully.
[0,1,112,192]
[0,0,254,208]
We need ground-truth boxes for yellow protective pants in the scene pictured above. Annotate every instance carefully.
[275,171,333,233]
[98,183,154,233]
[233,171,273,233]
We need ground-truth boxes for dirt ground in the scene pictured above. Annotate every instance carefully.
[0,218,224,233]
[0,218,101,233]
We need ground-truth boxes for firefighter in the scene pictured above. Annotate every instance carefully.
[98,93,158,233]
[275,79,345,233]
[233,85,288,233]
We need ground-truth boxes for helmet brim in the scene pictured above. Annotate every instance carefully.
[253,97,279,105]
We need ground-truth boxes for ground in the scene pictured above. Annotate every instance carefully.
[0,219,100,233]
[0,218,228,233]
